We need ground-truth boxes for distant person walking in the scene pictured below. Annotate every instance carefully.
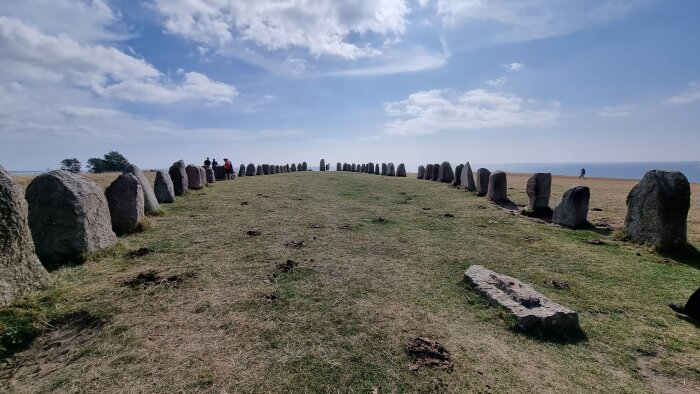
[579,168,586,179]
[204,157,211,167]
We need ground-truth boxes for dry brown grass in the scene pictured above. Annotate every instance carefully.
[2,171,699,393]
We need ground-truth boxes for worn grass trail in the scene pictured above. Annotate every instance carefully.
[3,172,700,393]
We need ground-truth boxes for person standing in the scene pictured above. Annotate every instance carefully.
[579,168,586,179]
[204,157,211,167]
[212,158,219,167]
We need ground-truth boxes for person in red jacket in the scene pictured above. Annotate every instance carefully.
[223,158,234,180]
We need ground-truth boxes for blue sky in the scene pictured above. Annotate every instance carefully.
[1,0,699,171]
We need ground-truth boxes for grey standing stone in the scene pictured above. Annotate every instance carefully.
[432,163,440,181]
[298,163,302,172]
[302,162,308,171]
[154,170,175,203]
[388,163,396,176]
[206,167,215,183]
[246,163,256,176]
[105,173,145,235]
[124,164,160,215]
[320,159,326,171]
[359,164,364,173]
[262,164,270,175]
[367,163,374,174]
[374,164,379,175]
[424,164,433,180]
[238,164,245,177]
[214,166,226,181]
[552,186,590,229]
[397,164,406,177]
[0,165,49,307]
[169,160,188,196]
[351,164,356,172]
[186,164,204,190]
[381,163,388,175]
[526,173,552,214]
[476,168,491,196]
[439,162,453,183]
[291,163,296,172]
[275,165,280,173]
[336,162,342,171]
[26,170,117,267]
[464,265,580,335]
[486,171,508,203]
[199,167,207,186]
[417,165,425,179]
[624,170,690,250]
[462,162,476,192]
[453,164,464,187]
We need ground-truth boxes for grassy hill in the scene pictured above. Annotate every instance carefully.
[2,171,699,393]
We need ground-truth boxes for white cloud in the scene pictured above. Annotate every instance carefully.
[598,105,633,118]
[665,82,700,105]
[505,62,524,71]
[382,88,558,135]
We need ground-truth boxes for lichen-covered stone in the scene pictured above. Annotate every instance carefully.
[124,164,160,215]
[105,173,144,235]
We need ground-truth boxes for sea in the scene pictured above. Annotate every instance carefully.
[11,161,700,183]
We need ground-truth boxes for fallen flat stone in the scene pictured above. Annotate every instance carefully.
[552,186,590,229]
[624,170,690,251]
[105,173,145,235]
[397,163,406,177]
[154,170,175,203]
[464,265,580,335]
[462,162,476,191]
[476,168,491,196]
[124,164,160,215]
[169,160,188,195]
[0,164,49,307]
[417,165,425,179]
[487,171,508,203]
[186,164,204,190]
[453,164,464,187]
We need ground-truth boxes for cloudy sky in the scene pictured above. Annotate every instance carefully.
[1,0,699,171]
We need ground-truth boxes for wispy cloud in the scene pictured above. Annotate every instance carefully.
[598,105,634,118]
[665,82,700,105]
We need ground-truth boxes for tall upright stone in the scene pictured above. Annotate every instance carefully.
[362,164,367,173]
[0,165,49,307]
[388,163,396,176]
[476,168,491,196]
[439,162,454,183]
[462,162,476,192]
[169,160,188,196]
[199,167,207,186]
[397,163,407,177]
[205,167,215,183]
[486,171,508,203]
[26,170,117,267]
[275,165,281,173]
[526,173,552,215]
[238,164,245,177]
[246,163,256,176]
[337,162,342,171]
[302,162,308,171]
[298,163,302,172]
[424,164,433,180]
[291,163,297,172]
[374,164,379,175]
[186,164,204,190]
[453,164,464,187]
[105,173,145,235]
[368,163,375,174]
[624,170,690,251]
[214,166,226,181]
[417,165,425,179]
[257,165,263,175]
[432,163,440,181]
[154,170,175,203]
[381,163,388,175]
[262,164,270,175]
[553,186,590,229]
[124,164,160,215]
[320,159,326,171]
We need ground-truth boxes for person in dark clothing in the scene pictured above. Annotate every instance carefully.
[212,158,219,167]
[669,287,700,322]
[204,157,211,167]
[579,168,586,179]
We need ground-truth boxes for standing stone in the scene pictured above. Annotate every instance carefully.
[624,170,690,250]
[462,162,476,192]
[320,159,326,171]
[105,174,145,235]
[298,163,302,172]
[424,164,433,180]
[453,164,464,187]
[417,165,425,179]
[552,186,590,229]
[387,163,396,176]
[0,165,49,307]
[476,168,491,196]
[351,164,356,172]
[432,163,440,181]
[154,170,175,203]
[486,171,508,203]
[526,173,552,215]
[302,162,308,171]
[374,164,379,175]
[124,164,160,215]
[381,163,388,176]
[286,164,290,172]
[199,167,208,186]
[26,170,117,267]
[214,166,226,181]
[206,167,215,183]
[262,164,270,175]
[439,162,454,183]
[186,165,204,190]
[275,165,280,173]
[169,160,189,196]
[291,163,296,172]
[397,164,407,177]
[246,163,256,176]
[238,164,245,177]
[336,163,341,171]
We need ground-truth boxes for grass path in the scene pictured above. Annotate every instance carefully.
[2,172,699,393]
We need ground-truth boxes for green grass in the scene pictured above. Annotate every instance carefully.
[2,171,699,393]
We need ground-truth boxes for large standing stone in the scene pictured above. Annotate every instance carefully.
[124,164,160,215]
[432,163,440,181]
[275,165,280,173]
[374,164,379,175]
[381,163,388,176]
[206,167,215,183]
[350,164,355,172]
[439,162,454,183]
[291,163,297,172]
[302,162,308,171]
[424,164,433,180]
[244,163,254,176]
[169,160,188,196]
[320,159,326,171]
[397,164,406,177]
[476,168,491,196]
[368,163,375,174]
[624,170,690,250]
[298,163,302,172]
[552,186,590,229]
[337,163,341,171]
[526,173,552,215]
[362,164,367,173]
[417,165,425,179]
[238,164,245,177]
[388,163,396,176]
[487,171,508,203]
[462,162,476,192]
[199,167,207,186]
[154,170,175,203]
[214,166,226,181]
[0,165,49,307]
[186,164,204,190]
[453,164,464,187]
[105,174,145,235]
[464,265,580,335]
[262,164,270,175]
[26,170,117,267]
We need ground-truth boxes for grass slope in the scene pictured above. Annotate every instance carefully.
[2,171,699,393]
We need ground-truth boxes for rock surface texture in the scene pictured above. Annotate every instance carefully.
[186,165,204,190]
[154,170,175,203]
[552,186,590,228]
[464,265,580,334]
[105,173,145,235]
[124,164,160,215]
[0,165,50,307]
[169,160,188,196]
[526,173,552,214]
[26,170,117,267]
[624,170,690,251]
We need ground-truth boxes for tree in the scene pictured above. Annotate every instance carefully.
[60,158,82,173]
[87,151,130,173]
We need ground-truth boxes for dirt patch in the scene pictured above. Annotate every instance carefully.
[126,247,154,258]
[524,236,542,242]
[406,337,453,372]
[124,271,182,288]
[246,229,262,237]
[0,311,105,390]
[286,241,304,249]
[637,357,700,393]
[544,280,570,290]
[276,260,297,273]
